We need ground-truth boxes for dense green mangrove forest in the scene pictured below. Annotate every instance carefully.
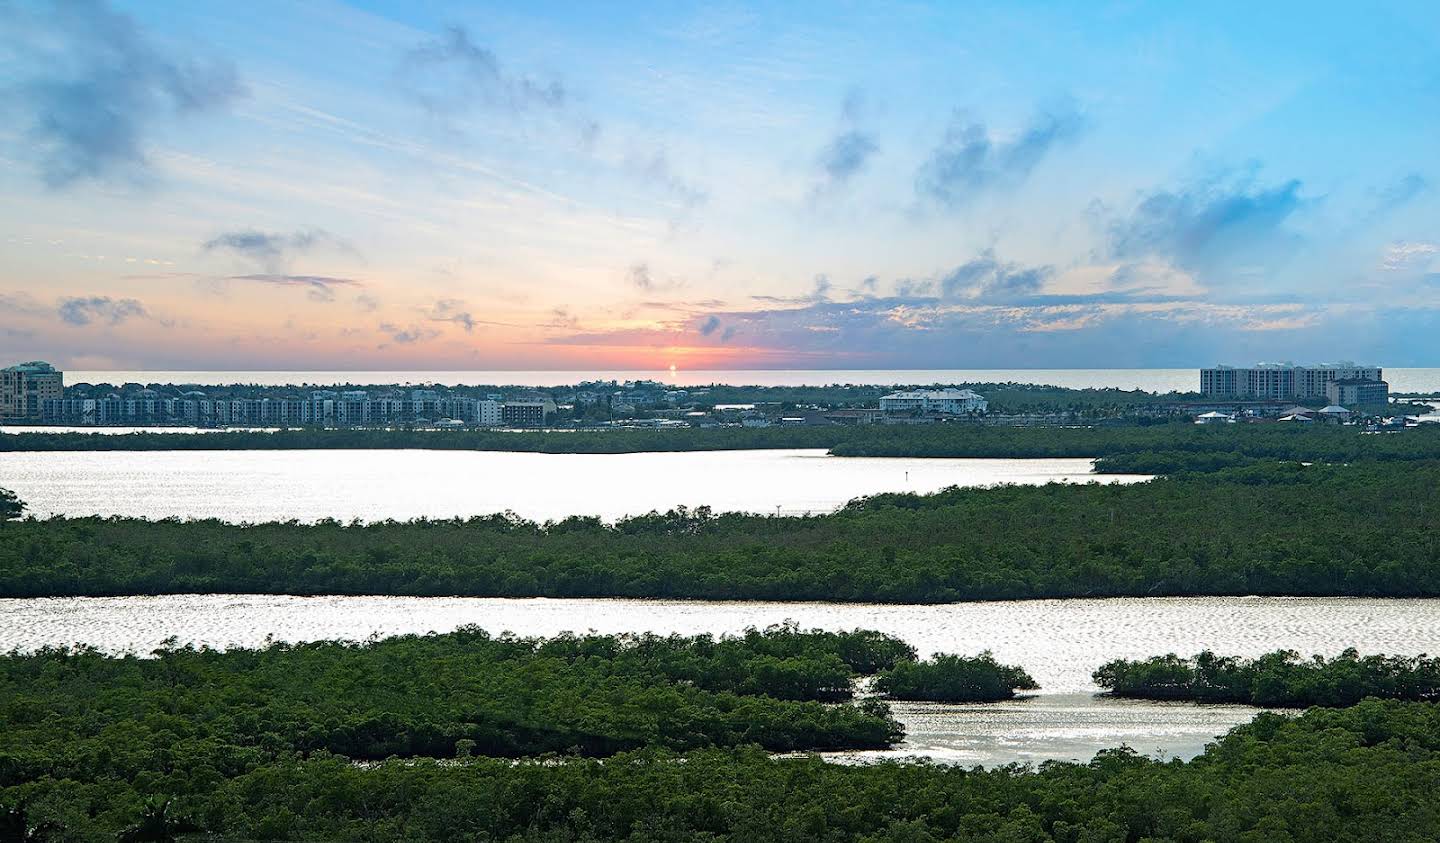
[0,628,927,775]
[1095,649,1440,707]
[4,422,1439,465]
[5,627,1440,840]
[3,460,1436,601]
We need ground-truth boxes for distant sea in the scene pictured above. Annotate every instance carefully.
[61,368,1440,394]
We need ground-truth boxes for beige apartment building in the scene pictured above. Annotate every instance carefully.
[1,361,63,420]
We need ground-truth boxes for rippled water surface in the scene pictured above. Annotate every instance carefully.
[0,450,1145,522]
[7,594,1435,766]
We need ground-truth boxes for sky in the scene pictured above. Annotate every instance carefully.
[0,0,1437,372]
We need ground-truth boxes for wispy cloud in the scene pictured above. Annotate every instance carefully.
[627,261,685,292]
[3,0,242,188]
[203,228,354,272]
[1382,242,1439,272]
[622,148,709,210]
[916,103,1085,208]
[543,307,580,329]
[1108,173,1306,282]
[752,275,833,305]
[1376,172,1429,212]
[426,298,476,331]
[379,322,440,345]
[811,90,878,196]
[398,25,571,117]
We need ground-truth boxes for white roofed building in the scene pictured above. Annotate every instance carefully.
[879,388,988,415]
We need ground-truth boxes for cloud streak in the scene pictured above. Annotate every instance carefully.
[227,274,362,302]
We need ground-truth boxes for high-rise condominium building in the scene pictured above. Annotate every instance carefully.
[1,361,63,420]
[1200,364,1382,400]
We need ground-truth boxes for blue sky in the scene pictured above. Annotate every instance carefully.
[0,0,1437,370]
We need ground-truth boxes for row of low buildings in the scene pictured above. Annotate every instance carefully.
[38,391,558,427]
[2,363,560,427]
[1200,363,1389,405]
[3,361,995,428]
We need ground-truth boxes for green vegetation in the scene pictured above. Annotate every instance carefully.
[3,460,1437,602]
[5,422,1440,470]
[1095,649,1440,707]
[873,652,1038,702]
[0,488,21,521]
[0,627,910,791]
[6,693,1440,840]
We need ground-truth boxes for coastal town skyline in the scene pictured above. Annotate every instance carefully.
[2,1,1438,370]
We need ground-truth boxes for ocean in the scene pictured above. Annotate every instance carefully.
[57,368,1440,393]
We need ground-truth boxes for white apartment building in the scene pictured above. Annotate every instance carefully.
[1200,364,1383,400]
[478,399,503,426]
[879,388,988,415]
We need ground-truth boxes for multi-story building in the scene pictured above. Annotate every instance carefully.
[1326,379,1389,407]
[477,399,503,426]
[1200,364,1382,400]
[502,398,557,427]
[879,388,988,415]
[1,361,64,420]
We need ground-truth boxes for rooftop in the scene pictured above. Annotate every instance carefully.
[1208,361,1376,370]
[3,361,58,374]
[881,388,985,400]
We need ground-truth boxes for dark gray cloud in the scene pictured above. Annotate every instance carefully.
[5,0,242,188]
[398,25,568,116]
[1108,176,1306,279]
[936,250,1052,301]
[57,295,149,326]
[698,315,722,336]
[916,104,1084,207]
[811,90,878,197]
[227,274,362,303]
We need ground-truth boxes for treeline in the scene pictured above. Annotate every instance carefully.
[1096,649,1440,707]
[4,422,1440,468]
[4,460,1438,601]
[6,699,1440,840]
